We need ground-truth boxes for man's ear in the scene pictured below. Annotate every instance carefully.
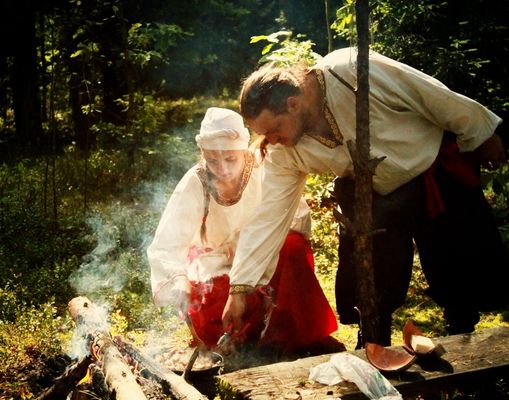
[286,96,300,113]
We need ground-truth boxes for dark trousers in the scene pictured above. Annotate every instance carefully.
[334,163,508,344]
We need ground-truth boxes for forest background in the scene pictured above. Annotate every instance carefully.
[1,0,509,398]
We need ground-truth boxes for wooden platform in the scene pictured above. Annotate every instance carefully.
[217,326,509,399]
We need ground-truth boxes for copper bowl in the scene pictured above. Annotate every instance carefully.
[365,342,416,372]
[403,320,443,356]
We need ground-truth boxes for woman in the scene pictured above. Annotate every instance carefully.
[147,107,340,353]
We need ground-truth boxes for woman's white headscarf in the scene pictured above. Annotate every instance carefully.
[195,107,250,150]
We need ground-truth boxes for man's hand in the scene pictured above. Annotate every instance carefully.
[222,293,247,334]
[169,275,191,315]
[473,133,507,170]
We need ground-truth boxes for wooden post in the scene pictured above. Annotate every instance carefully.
[350,0,382,345]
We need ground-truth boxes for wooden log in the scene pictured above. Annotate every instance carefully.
[217,326,509,399]
[68,296,148,400]
[35,355,92,400]
[116,337,208,400]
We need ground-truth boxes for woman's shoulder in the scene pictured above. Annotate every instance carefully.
[172,163,206,194]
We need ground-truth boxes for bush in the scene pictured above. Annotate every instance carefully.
[0,300,72,398]
[305,173,339,276]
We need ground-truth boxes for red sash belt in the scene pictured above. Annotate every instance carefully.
[422,139,480,219]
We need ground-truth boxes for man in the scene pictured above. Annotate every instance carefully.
[222,47,508,346]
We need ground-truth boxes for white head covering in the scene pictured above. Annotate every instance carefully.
[195,107,250,150]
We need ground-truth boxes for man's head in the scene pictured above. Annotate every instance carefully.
[239,65,302,119]
[239,65,310,147]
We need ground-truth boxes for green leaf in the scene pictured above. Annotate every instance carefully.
[70,49,83,58]
[261,43,274,55]
[250,35,268,44]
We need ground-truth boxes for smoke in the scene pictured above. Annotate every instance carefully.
[67,300,110,360]
[69,125,199,298]
[69,214,126,295]
[66,128,200,359]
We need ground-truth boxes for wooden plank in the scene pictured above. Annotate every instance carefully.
[217,326,509,399]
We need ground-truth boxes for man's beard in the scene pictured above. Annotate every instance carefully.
[291,109,313,145]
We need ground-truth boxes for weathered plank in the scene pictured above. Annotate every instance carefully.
[217,326,509,399]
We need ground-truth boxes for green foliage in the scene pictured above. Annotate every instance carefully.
[0,96,212,314]
[0,300,72,398]
[0,285,21,322]
[0,161,89,310]
[127,22,190,68]
[482,163,509,247]
[331,0,509,113]
[250,30,321,67]
[305,173,338,276]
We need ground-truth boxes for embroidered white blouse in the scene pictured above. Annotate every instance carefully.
[147,152,311,306]
[228,47,502,288]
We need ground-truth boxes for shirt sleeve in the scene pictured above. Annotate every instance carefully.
[229,147,308,286]
[368,51,502,152]
[290,196,312,239]
[147,168,204,306]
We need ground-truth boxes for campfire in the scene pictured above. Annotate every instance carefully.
[36,296,218,400]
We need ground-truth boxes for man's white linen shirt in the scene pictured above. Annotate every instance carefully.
[229,47,502,288]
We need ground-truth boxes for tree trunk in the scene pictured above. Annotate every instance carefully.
[11,0,43,149]
[99,12,128,127]
[352,0,381,345]
[324,0,334,53]
[118,2,137,173]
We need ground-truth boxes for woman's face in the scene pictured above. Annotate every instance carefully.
[202,150,246,184]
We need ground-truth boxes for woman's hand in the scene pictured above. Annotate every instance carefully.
[169,275,191,315]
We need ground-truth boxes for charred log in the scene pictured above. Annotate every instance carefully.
[115,337,207,400]
[35,355,92,400]
[68,296,148,400]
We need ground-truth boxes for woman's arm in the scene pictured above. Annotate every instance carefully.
[147,168,204,306]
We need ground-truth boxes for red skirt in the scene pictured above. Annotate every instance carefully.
[187,232,338,352]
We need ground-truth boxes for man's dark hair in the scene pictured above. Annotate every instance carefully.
[239,65,305,119]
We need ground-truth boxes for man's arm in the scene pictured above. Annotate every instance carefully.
[222,150,308,333]
[222,290,248,335]
[368,51,503,154]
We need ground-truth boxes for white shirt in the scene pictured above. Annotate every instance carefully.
[228,47,502,287]
[147,153,311,306]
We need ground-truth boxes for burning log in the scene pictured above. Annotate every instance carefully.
[68,296,207,400]
[68,296,148,400]
[115,337,208,400]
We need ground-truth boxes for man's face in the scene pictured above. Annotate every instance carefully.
[247,107,309,147]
